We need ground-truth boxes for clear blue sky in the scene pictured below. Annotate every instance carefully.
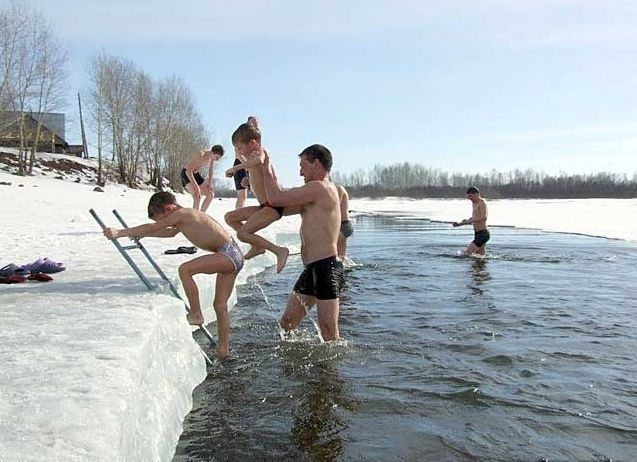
[18,0,637,186]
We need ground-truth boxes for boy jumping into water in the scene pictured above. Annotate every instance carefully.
[452,186,490,256]
[181,144,224,213]
[224,121,289,273]
[103,191,243,358]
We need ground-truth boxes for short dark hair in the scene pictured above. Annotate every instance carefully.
[299,144,332,171]
[232,123,261,145]
[466,186,480,195]
[148,191,177,219]
[210,144,224,156]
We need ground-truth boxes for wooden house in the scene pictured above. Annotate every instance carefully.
[0,112,81,155]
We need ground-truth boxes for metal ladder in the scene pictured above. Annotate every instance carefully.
[89,208,215,365]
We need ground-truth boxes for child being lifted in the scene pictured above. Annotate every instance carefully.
[224,121,289,273]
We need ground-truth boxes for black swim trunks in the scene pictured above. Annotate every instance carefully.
[259,202,285,220]
[232,158,249,191]
[472,229,490,248]
[340,220,354,238]
[180,168,205,187]
[293,256,345,300]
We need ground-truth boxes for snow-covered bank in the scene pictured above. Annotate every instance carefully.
[350,196,637,243]
[1,168,633,462]
[0,170,299,461]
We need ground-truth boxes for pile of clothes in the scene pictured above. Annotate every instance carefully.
[0,258,66,284]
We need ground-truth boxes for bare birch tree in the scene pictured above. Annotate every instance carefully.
[147,76,192,189]
[87,52,209,189]
[0,1,67,175]
[28,23,68,173]
[1,1,36,175]
[87,53,137,184]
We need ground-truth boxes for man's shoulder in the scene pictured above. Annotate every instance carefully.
[313,180,340,204]
[174,207,198,219]
[305,179,335,191]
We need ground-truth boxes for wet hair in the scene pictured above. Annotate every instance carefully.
[466,186,480,195]
[210,144,224,156]
[231,122,261,145]
[298,144,333,171]
[148,191,177,219]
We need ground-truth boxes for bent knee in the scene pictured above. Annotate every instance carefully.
[236,228,251,242]
[178,263,193,278]
[213,300,228,314]
[224,211,235,223]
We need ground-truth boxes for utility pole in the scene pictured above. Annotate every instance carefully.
[78,92,89,159]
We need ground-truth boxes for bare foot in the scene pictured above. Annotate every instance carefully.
[275,246,289,273]
[186,311,204,326]
[215,347,230,359]
[244,246,266,260]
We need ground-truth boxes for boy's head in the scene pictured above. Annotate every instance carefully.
[299,144,333,172]
[148,191,178,220]
[232,122,261,157]
[232,122,261,145]
[210,144,225,158]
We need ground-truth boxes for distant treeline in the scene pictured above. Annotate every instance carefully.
[329,163,637,199]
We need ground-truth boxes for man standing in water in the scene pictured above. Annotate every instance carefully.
[335,184,354,264]
[452,186,490,255]
[261,144,344,341]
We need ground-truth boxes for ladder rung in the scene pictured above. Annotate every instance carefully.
[121,244,141,250]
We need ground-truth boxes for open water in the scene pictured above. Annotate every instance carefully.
[174,213,637,461]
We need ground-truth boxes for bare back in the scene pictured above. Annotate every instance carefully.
[162,208,232,252]
[231,149,268,203]
[246,162,267,203]
[185,151,212,172]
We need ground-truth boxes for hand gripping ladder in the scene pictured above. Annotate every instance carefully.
[89,208,215,365]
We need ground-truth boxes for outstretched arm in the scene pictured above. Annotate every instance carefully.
[262,152,317,208]
[104,215,181,240]
[452,202,486,227]
[145,226,180,238]
[452,217,473,227]
[225,153,263,177]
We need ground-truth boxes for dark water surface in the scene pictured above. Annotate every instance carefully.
[174,215,637,461]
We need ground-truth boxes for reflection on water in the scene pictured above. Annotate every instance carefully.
[468,258,491,295]
[175,215,637,461]
[280,348,354,461]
